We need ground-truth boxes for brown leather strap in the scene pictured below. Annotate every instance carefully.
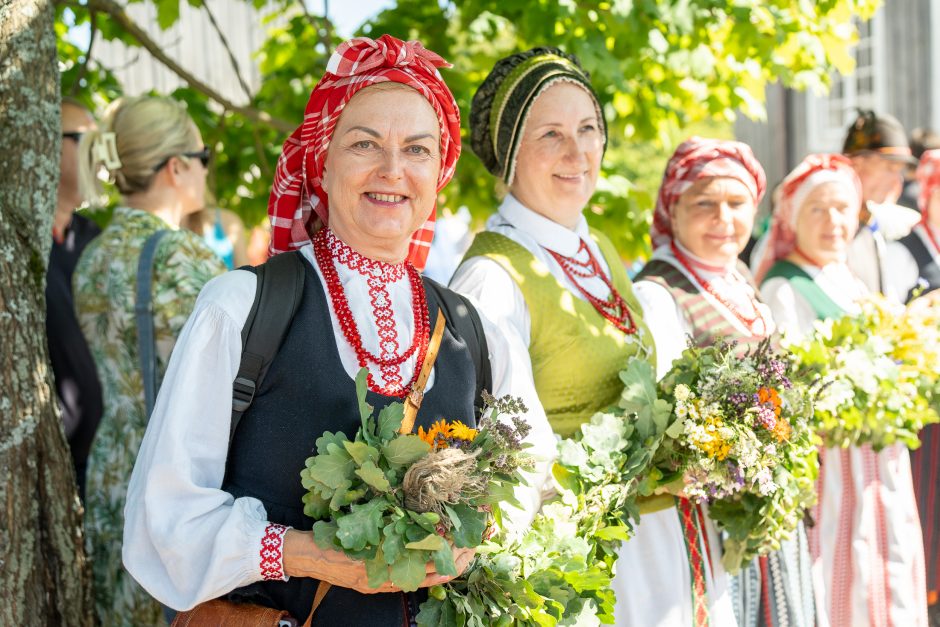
[301,581,332,627]
[400,309,446,435]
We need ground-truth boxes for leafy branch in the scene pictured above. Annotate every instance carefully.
[202,0,252,102]
[60,0,296,133]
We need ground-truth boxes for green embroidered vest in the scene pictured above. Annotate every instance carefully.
[462,230,656,437]
[761,260,846,320]
[635,258,769,354]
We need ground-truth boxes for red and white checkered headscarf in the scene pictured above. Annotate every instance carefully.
[753,153,861,283]
[267,34,461,271]
[652,137,766,248]
[917,149,940,215]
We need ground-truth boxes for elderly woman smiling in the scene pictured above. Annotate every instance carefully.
[122,35,551,625]
[628,138,817,627]
[756,153,928,627]
[451,47,655,439]
[450,46,657,623]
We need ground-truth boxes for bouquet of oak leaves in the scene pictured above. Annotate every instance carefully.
[300,368,533,592]
[417,360,674,626]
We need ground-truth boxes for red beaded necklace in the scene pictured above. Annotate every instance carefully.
[313,228,430,398]
[670,241,768,336]
[545,239,638,335]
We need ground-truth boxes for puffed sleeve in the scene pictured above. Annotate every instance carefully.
[632,279,691,380]
[450,256,557,536]
[123,269,282,611]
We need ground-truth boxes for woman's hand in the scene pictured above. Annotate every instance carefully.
[282,529,475,594]
[652,475,687,498]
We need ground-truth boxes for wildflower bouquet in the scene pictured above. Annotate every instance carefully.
[300,369,532,592]
[787,295,940,451]
[653,340,818,572]
[418,360,674,626]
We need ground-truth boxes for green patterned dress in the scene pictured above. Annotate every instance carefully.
[74,206,226,626]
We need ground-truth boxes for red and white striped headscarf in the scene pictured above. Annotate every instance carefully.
[652,137,767,248]
[916,149,940,215]
[267,34,461,271]
[753,153,861,283]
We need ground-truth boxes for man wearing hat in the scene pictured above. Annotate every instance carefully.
[843,110,922,294]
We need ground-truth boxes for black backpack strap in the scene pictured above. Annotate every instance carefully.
[230,251,305,444]
[135,229,170,420]
[423,278,492,415]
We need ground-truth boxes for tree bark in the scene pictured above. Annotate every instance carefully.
[0,0,94,624]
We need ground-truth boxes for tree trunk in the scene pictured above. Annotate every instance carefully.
[0,0,94,623]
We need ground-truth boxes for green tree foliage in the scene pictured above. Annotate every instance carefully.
[58,0,880,260]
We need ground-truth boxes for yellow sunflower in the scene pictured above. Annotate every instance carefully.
[449,420,478,442]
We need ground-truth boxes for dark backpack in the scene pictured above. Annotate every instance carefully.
[229,252,492,443]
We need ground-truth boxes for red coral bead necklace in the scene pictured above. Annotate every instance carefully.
[670,241,768,336]
[313,228,429,398]
[545,239,638,335]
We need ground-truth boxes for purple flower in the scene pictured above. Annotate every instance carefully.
[729,392,750,406]
[727,462,745,487]
[758,358,793,389]
[755,406,777,430]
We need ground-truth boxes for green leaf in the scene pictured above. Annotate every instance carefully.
[382,522,406,565]
[311,520,339,549]
[442,503,462,531]
[344,441,380,466]
[356,460,392,492]
[552,462,581,493]
[384,435,430,467]
[665,415,686,439]
[155,0,181,30]
[366,546,390,588]
[377,403,405,440]
[619,360,658,414]
[302,490,331,520]
[315,431,349,456]
[416,597,444,626]
[432,541,458,577]
[407,510,441,533]
[405,533,445,551]
[390,549,429,592]
[328,479,353,510]
[308,448,355,489]
[557,439,589,470]
[448,503,487,548]
[336,499,387,551]
[355,368,374,435]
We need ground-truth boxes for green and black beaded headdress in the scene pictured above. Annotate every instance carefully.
[470,47,607,185]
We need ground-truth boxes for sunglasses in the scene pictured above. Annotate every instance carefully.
[154,146,212,172]
[62,131,84,143]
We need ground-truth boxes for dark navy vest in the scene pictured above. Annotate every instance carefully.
[898,230,940,302]
[223,260,481,625]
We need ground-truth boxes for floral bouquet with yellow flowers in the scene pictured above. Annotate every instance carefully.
[651,340,818,572]
[787,294,940,451]
[300,369,532,592]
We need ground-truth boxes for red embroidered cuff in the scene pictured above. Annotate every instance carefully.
[260,523,289,581]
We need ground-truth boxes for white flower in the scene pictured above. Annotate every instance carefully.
[674,384,691,402]
[815,377,855,414]
[840,348,880,394]
[755,468,778,496]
